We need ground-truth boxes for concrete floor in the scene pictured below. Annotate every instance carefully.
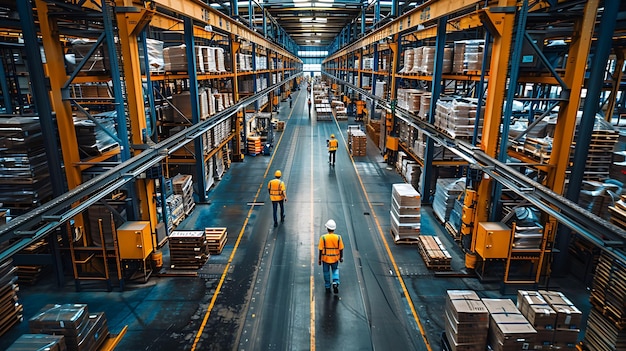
[0,85,591,350]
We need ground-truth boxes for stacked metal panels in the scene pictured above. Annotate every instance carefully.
[433,178,465,224]
[0,116,52,213]
[74,111,119,157]
[28,304,109,351]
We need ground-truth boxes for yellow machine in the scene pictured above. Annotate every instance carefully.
[117,221,153,260]
[475,222,511,259]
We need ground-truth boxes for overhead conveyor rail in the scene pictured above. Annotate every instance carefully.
[0,74,300,263]
[323,71,626,264]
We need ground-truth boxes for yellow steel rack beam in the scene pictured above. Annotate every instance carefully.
[149,0,299,62]
[325,0,483,62]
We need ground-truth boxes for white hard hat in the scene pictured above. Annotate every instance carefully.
[325,219,336,231]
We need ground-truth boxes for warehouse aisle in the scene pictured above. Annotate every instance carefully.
[0,86,591,351]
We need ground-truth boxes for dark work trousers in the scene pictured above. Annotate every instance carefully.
[272,200,285,225]
[329,150,336,164]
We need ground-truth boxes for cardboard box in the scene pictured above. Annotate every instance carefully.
[538,291,582,329]
[483,299,537,351]
[446,290,489,324]
[517,291,557,330]
[553,328,579,345]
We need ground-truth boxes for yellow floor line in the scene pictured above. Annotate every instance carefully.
[191,94,295,350]
[309,106,316,350]
[333,118,433,351]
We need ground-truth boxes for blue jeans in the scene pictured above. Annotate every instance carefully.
[272,200,284,224]
[322,261,339,288]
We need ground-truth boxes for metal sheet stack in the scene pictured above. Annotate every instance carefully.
[444,290,488,351]
[74,111,119,157]
[433,178,466,224]
[586,251,626,351]
[517,290,558,348]
[172,174,195,215]
[390,183,421,242]
[0,117,52,213]
[169,230,210,269]
[0,260,22,337]
[483,298,537,351]
[7,334,66,351]
[28,304,109,351]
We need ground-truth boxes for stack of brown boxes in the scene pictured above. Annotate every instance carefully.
[348,129,367,156]
[540,290,582,350]
[517,290,557,348]
[28,304,109,351]
[483,298,537,351]
[163,45,189,72]
[169,230,210,269]
[444,290,488,351]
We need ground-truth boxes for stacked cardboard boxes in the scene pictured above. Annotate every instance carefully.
[172,174,195,215]
[483,298,537,351]
[540,290,582,350]
[0,260,22,337]
[517,290,557,348]
[390,183,421,242]
[348,129,367,156]
[7,334,67,351]
[444,290,489,351]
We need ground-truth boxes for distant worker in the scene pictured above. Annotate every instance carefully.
[289,93,293,108]
[318,219,344,294]
[308,98,312,118]
[268,170,287,227]
[327,134,338,165]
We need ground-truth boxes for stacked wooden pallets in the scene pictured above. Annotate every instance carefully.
[172,174,195,215]
[204,227,227,254]
[169,230,210,269]
[569,130,618,181]
[0,260,22,338]
[417,235,451,270]
[586,251,626,351]
[390,183,421,243]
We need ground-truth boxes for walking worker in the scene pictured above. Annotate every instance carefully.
[318,219,344,293]
[308,98,312,118]
[288,92,293,108]
[268,170,287,227]
[327,134,338,165]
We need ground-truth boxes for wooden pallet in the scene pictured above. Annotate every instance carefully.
[417,235,451,270]
[444,222,460,241]
[205,227,227,254]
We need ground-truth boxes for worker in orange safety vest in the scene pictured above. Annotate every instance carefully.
[318,219,344,293]
[268,170,287,227]
[327,134,338,165]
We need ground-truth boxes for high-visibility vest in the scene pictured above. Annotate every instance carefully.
[319,233,343,264]
[268,179,285,202]
[328,138,338,152]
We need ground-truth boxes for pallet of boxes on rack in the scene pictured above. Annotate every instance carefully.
[165,178,185,232]
[172,174,194,216]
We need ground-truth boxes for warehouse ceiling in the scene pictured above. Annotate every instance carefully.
[223,0,422,48]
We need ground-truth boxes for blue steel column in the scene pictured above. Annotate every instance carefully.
[374,0,381,29]
[231,0,239,17]
[248,0,254,29]
[491,0,528,221]
[101,1,131,162]
[556,0,620,271]
[140,31,156,140]
[17,0,66,286]
[361,6,366,35]
[0,57,11,111]
[262,7,267,37]
[184,17,208,203]
[421,16,447,204]
[390,0,398,18]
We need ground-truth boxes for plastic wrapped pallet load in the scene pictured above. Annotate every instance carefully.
[444,290,488,351]
[390,183,421,242]
[433,178,466,224]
